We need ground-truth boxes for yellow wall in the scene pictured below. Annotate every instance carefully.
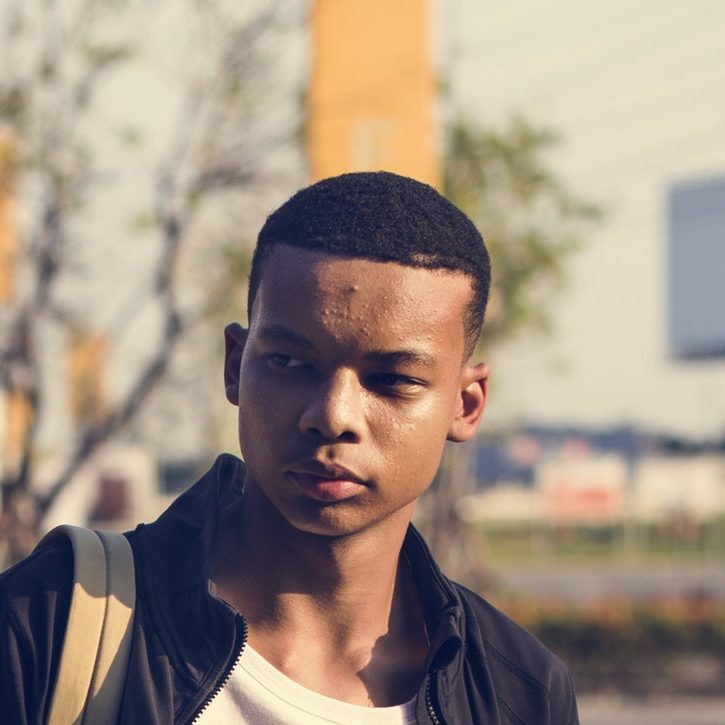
[3,392,31,473]
[1,131,21,474]
[309,0,440,188]
[68,332,107,424]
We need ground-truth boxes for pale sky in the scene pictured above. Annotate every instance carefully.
[445,0,725,438]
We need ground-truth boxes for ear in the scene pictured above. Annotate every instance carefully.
[447,362,489,443]
[224,323,248,406]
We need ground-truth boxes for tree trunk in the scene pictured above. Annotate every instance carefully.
[418,440,490,592]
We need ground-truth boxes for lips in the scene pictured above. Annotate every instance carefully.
[287,461,368,502]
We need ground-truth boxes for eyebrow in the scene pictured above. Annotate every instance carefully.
[256,324,436,369]
[365,349,436,369]
[256,324,317,351]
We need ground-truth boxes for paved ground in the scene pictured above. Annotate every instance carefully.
[577,695,725,725]
[495,560,725,603]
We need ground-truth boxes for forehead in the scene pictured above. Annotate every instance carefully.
[252,246,472,354]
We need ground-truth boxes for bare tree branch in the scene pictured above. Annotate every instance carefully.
[1,0,304,564]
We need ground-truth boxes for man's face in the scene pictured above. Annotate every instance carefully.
[225,246,488,537]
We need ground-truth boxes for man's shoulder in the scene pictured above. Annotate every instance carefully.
[0,537,74,629]
[451,581,578,721]
[455,582,565,677]
[0,539,77,724]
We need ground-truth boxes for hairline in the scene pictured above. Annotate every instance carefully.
[247,241,482,358]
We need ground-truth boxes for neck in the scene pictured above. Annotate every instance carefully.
[212,482,429,706]
[214,483,415,634]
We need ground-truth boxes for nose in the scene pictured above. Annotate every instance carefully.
[299,369,364,443]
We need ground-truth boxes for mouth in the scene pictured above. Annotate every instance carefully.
[287,461,368,503]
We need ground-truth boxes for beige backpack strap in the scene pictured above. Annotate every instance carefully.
[83,529,136,723]
[37,525,135,725]
[41,526,107,725]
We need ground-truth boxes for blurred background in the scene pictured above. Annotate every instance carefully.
[1,1,724,722]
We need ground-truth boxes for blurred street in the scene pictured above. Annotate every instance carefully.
[578,695,725,725]
[495,560,725,603]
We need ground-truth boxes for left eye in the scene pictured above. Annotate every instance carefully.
[268,354,306,368]
[367,372,414,388]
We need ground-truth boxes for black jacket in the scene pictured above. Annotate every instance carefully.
[1,454,579,724]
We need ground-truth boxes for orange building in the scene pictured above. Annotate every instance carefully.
[0,129,16,303]
[0,130,24,476]
[308,0,440,188]
[67,332,107,424]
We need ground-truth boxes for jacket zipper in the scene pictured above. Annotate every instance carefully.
[189,614,248,723]
[424,673,443,725]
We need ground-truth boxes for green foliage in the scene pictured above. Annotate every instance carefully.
[444,115,601,347]
[517,602,725,694]
[0,85,26,125]
[420,115,601,586]
[79,42,134,70]
[204,240,253,329]
[476,519,725,564]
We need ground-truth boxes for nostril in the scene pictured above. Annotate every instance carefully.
[298,373,363,442]
[303,424,356,444]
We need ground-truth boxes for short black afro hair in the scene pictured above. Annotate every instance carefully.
[248,171,491,354]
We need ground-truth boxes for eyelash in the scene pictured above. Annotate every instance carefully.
[266,355,421,392]
[367,372,414,388]
[268,354,306,368]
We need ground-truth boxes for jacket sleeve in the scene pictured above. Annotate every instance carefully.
[456,585,581,724]
[548,661,579,725]
[0,544,74,725]
[0,599,35,725]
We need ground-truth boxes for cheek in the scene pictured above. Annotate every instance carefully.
[236,372,285,453]
[375,400,452,489]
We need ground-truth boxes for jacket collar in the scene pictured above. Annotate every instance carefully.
[135,454,245,686]
[403,526,465,678]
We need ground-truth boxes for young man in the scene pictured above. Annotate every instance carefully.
[1,172,579,723]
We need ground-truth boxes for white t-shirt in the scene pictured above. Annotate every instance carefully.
[196,644,418,724]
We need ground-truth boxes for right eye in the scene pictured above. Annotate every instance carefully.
[268,354,307,368]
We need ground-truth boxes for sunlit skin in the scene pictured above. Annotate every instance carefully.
[214,245,489,706]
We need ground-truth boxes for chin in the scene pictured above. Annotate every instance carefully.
[284,502,411,541]
[284,510,369,539]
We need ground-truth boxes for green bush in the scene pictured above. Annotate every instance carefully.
[508,601,725,694]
